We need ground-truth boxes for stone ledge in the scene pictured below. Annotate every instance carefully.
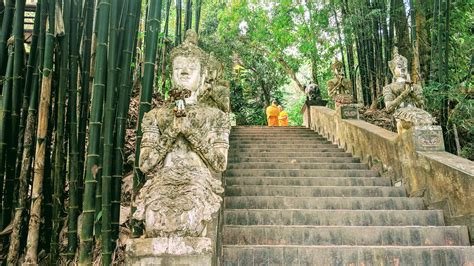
[308,106,474,244]
[126,237,212,257]
[419,151,474,175]
[125,237,213,266]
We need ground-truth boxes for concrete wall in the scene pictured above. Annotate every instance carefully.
[308,106,474,243]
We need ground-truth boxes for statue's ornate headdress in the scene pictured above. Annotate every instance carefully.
[170,29,207,72]
[388,47,408,76]
[206,53,224,83]
[331,59,344,75]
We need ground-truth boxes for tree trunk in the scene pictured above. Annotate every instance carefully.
[415,0,430,84]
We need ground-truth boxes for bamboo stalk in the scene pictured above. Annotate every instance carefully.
[161,0,171,96]
[111,0,141,242]
[0,0,13,77]
[78,0,111,263]
[78,0,96,204]
[23,0,56,262]
[194,0,201,33]
[50,0,71,261]
[132,0,163,237]
[66,0,81,259]
[175,0,182,45]
[15,0,41,181]
[7,0,42,263]
[184,0,192,31]
[0,42,13,231]
[0,1,4,27]
[5,0,26,231]
[100,0,121,263]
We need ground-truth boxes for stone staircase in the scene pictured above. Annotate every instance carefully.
[222,126,474,265]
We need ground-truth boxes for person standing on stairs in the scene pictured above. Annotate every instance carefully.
[266,99,280,126]
[278,105,289,126]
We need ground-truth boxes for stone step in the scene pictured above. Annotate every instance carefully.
[225,169,379,177]
[225,177,388,186]
[232,125,308,128]
[226,162,369,170]
[230,131,322,135]
[231,130,317,134]
[230,144,339,149]
[225,186,405,197]
[229,152,353,158]
[223,209,444,226]
[232,126,308,129]
[227,156,360,164]
[229,139,331,145]
[222,245,474,266]
[229,148,345,154]
[223,225,470,246]
[230,134,324,139]
[224,196,424,210]
[229,138,329,143]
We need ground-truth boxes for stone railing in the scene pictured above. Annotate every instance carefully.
[307,106,474,243]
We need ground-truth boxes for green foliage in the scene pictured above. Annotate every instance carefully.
[284,95,305,126]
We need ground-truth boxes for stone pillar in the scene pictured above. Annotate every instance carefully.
[337,104,359,120]
[412,125,445,151]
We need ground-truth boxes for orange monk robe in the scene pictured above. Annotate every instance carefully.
[266,104,279,126]
[278,110,289,126]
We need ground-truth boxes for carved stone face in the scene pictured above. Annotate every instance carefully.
[393,61,407,80]
[172,56,202,93]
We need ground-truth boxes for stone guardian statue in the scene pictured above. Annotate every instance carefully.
[327,59,353,106]
[383,48,444,152]
[127,30,230,265]
[383,47,435,131]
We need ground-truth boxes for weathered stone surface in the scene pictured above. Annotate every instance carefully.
[126,237,211,256]
[309,106,474,243]
[223,246,474,266]
[222,127,473,264]
[223,225,470,246]
[224,196,424,210]
[327,59,353,106]
[224,209,445,226]
[413,125,445,151]
[383,47,436,131]
[340,104,359,120]
[128,30,229,264]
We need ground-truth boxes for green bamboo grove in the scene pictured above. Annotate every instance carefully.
[0,0,204,264]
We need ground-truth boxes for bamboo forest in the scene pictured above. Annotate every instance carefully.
[0,0,472,265]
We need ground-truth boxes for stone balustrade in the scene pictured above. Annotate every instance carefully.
[307,106,474,243]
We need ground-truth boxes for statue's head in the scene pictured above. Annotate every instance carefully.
[331,60,344,77]
[170,30,207,100]
[206,53,224,85]
[389,47,408,80]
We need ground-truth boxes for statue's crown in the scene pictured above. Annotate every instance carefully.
[388,47,408,74]
[170,29,207,64]
[331,59,343,71]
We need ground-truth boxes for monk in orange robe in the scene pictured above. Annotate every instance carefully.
[266,100,279,126]
[278,105,289,126]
